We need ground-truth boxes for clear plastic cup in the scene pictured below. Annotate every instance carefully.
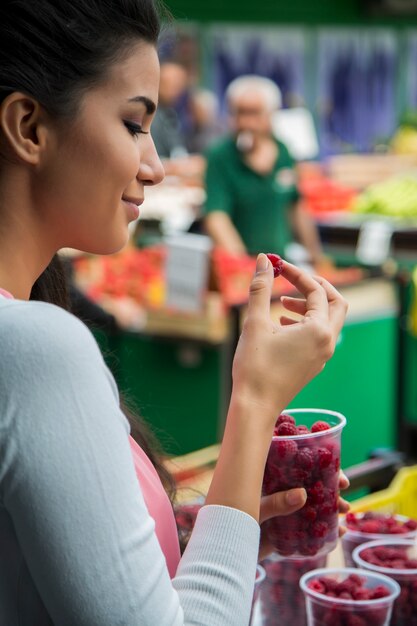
[300,567,400,626]
[341,513,417,567]
[250,564,266,626]
[353,538,417,626]
[262,408,346,558]
[259,552,327,626]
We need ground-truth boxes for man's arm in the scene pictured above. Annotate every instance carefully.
[204,211,247,256]
[291,202,331,269]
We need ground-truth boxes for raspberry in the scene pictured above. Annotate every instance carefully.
[311,420,331,432]
[266,252,284,278]
[276,413,296,426]
[371,585,391,599]
[317,447,333,469]
[276,422,297,437]
[308,579,326,594]
[360,520,382,534]
[296,447,315,470]
[296,424,310,434]
[273,438,298,462]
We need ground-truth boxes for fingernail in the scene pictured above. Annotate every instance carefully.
[256,253,268,274]
[286,488,306,506]
[341,471,350,486]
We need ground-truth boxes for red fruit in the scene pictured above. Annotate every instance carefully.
[297,447,315,470]
[276,422,297,437]
[371,585,391,599]
[274,439,298,462]
[266,253,284,278]
[276,413,296,426]
[311,420,331,432]
[308,579,326,594]
[296,425,310,435]
[317,447,333,469]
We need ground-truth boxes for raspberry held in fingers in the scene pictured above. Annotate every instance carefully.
[266,253,284,278]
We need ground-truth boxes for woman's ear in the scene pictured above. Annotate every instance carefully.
[0,92,48,165]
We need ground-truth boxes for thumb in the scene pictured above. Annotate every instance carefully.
[247,253,274,319]
[260,488,307,524]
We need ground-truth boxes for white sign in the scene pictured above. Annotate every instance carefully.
[165,234,212,313]
[356,219,394,265]
[272,107,320,161]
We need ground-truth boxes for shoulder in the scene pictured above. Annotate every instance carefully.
[0,299,102,363]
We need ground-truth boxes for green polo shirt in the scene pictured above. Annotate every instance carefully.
[204,136,299,256]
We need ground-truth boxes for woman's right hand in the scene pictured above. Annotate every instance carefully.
[231,254,348,428]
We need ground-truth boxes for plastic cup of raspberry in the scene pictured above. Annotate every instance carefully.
[249,564,266,626]
[353,538,417,626]
[340,511,417,568]
[300,567,400,626]
[262,408,346,559]
[259,552,327,626]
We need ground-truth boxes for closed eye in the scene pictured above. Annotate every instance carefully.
[124,121,149,138]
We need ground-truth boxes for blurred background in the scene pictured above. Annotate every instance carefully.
[67,0,417,506]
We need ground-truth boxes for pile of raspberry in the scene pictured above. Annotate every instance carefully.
[307,572,392,626]
[359,545,417,626]
[262,414,340,557]
[260,555,326,626]
[346,512,417,535]
[174,503,202,554]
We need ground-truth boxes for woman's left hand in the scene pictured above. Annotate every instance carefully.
[258,472,350,561]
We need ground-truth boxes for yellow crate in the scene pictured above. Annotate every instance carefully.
[351,466,417,518]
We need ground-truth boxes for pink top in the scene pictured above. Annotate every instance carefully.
[0,288,13,299]
[0,286,180,577]
[128,437,180,578]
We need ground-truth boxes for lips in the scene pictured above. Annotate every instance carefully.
[122,196,143,221]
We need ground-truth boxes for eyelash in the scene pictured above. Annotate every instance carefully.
[124,121,149,138]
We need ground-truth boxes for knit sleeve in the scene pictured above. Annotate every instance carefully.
[0,300,260,626]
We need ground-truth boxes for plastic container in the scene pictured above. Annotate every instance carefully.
[350,465,417,518]
[259,553,326,626]
[300,567,400,626]
[262,408,346,558]
[353,539,417,626]
[340,512,417,567]
[250,564,266,626]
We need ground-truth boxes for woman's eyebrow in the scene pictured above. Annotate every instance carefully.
[127,95,156,114]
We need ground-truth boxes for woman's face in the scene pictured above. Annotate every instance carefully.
[38,42,164,255]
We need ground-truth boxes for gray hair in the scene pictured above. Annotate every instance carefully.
[225,75,282,112]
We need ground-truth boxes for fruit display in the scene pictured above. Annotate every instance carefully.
[259,553,326,626]
[354,176,417,219]
[262,409,346,558]
[300,568,400,626]
[353,539,417,626]
[341,512,417,567]
[299,176,357,215]
[74,245,166,309]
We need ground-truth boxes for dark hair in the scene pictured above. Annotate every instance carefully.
[8,0,177,502]
[0,0,164,117]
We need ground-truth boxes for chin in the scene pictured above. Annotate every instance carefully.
[76,231,130,256]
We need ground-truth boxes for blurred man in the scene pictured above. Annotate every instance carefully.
[203,75,327,266]
[151,60,189,159]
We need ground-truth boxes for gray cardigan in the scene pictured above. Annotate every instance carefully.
[0,297,259,625]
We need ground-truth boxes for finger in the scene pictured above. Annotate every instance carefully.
[338,524,347,538]
[339,471,350,490]
[313,275,348,338]
[246,253,274,320]
[338,497,350,514]
[281,295,307,316]
[280,315,299,326]
[260,488,307,523]
[281,261,329,322]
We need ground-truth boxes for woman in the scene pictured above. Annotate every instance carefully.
[0,1,348,624]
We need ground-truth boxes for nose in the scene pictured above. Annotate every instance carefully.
[137,134,165,186]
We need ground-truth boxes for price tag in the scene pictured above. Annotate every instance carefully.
[356,220,394,266]
[165,234,212,313]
